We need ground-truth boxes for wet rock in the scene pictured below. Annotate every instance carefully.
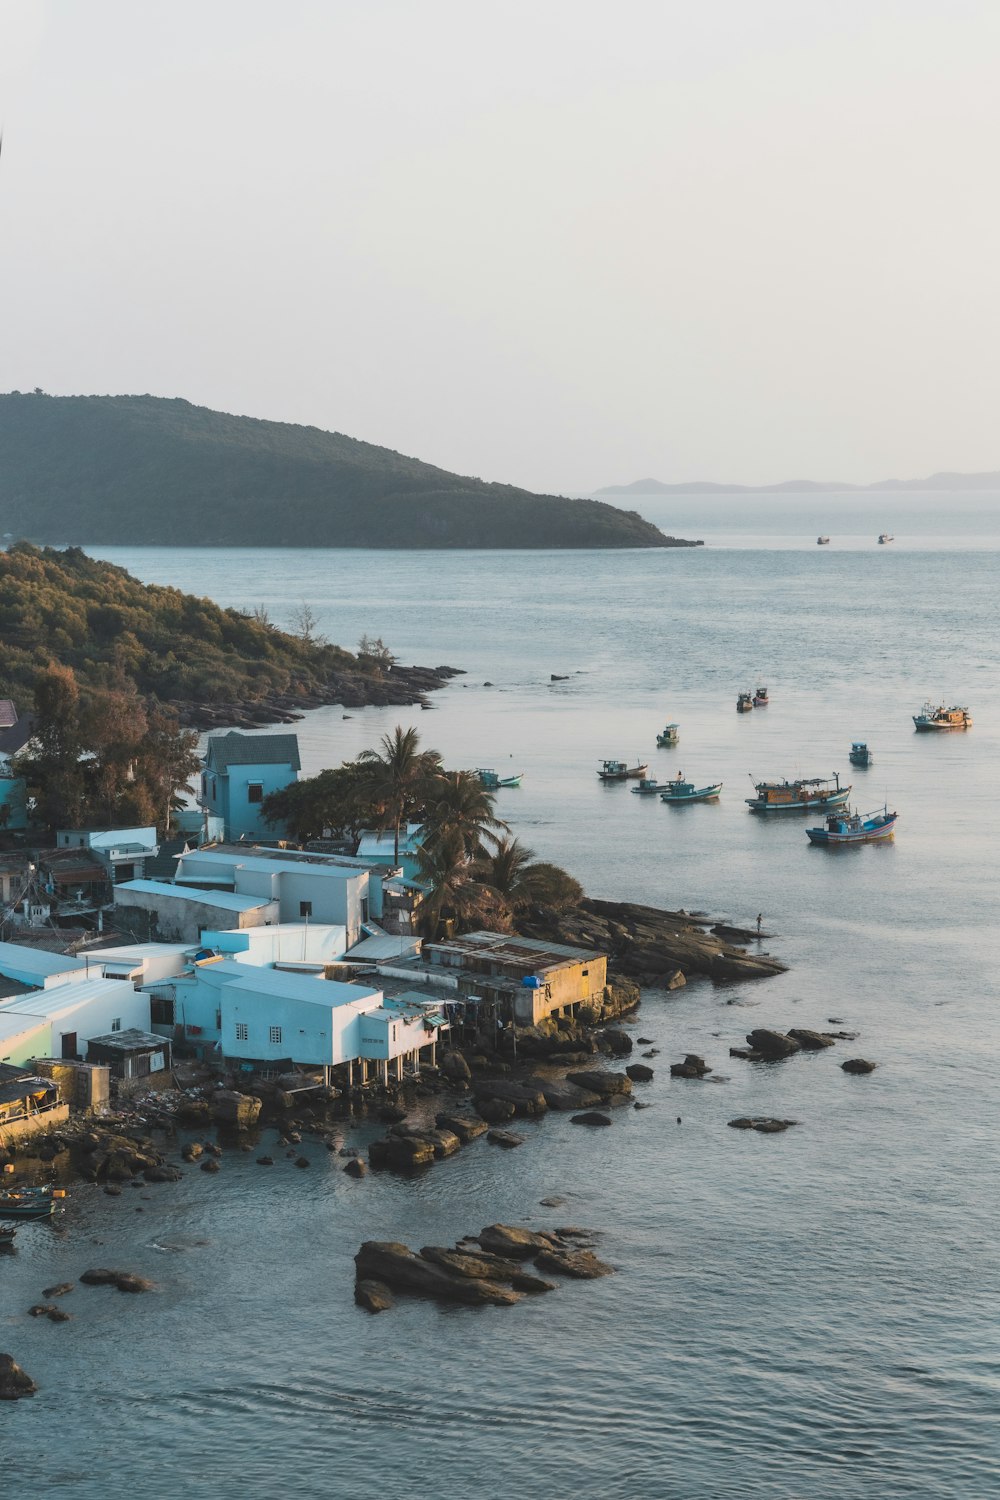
[665,970,686,990]
[636,1037,655,1045]
[174,1099,211,1125]
[565,1070,633,1098]
[534,1246,613,1279]
[355,1279,394,1314]
[434,1112,488,1144]
[527,1077,601,1112]
[294,1156,310,1169]
[476,1097,517,1124]
[670,1055,711,1078]
[745,1029,801,1060]
[391,1125,460,1158]
[354,1242,522,1305]
[28,1304,56,1318]
[472,1080,548,1116]
[256,1155,274,1166]
[539,1195,567,1207]
[421,1246,516,1280]
[440,1051,472,1084]
[46,1307,72,1323]
[728,1117,798,1133]
[200,1158,221,1173]
[344,1158,367,1179]
[487,1129,524,1148]
[104,1184,122,1196]
[602,1029,633,1057]
[80,1268,156,1293]
[842,1058,877,1074]
[633,1101,653,1110]
[378,1105,407,1124]
[477,1224,555,1259]
[626,1063,654,1082]
[181,1143,203,1162]
[447,1246,525,1279]
[144,1165,183,1184]
[570,1111,613,1127]
[0,1353,37,1399]
[786,1029,835,1050]
[42,1282,74,1298]
[510,1272,556,1293]
[211,1091,262,1129]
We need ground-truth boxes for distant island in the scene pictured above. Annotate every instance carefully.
[0,392,698,550]
[594,471,1000,496]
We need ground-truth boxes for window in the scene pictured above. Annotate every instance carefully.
[150,996,174,1026]
[299,900,312,918]
[235,1022,248,1042]
[115,864,135,884]
[361,897,370,923]
[247,781,264,804]
[269,1025,282,1046]
[111,1018,122,1032]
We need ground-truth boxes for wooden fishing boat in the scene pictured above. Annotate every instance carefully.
[912,703,972,731]
[753,685,769,706]
[660,774,722,804]
[807,805,898,845]
[630,777,665,795]
[598,759,649,782]
[817,536,830,545]
[476,769,524,789]
[878,533,894,544]
[746,772,851,813]
[848,741,873,766]
[0,1185,60,1219]
[656,723,680,747]
[736,692,754,713]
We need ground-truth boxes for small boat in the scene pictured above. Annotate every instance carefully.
[0,1225,16,1249]
[598,759,649,782]
[660,774,723,804]
[878,533,894,544]
[656,723,680,747]
[736,692,754,713]
[0,1185,59,1219]
[631,777,665,795]
[476,768,524,789]
[817,536,830,545]
[807,805,898,845]
[912,703,972,731]
[848,741,873,767]
[746,773,851,813]
[753,685,769,706]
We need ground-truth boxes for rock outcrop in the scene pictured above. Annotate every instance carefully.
[0,1353,37,1399]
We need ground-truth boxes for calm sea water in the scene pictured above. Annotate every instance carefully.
[4,496,999,1498]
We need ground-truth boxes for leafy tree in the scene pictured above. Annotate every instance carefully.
[421,770,508,860]
[414,827,478,941]
[475,837,584,916]
[261,763,372,843]
[24,663,86,827]
[357,725,441,865]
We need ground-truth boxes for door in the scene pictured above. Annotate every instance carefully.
[61,1031,78,1060]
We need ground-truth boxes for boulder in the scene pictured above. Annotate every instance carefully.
[420,1247,518,1280]
[174,1099,211,1125]
[665,970,686,990]
[181,1143,203,1161]
[200,1158,221,1173]
[487,1130,524,1148]
[570,1111,612,1127]
[448,1246,524,1279]
[472,1080,548,1116]
[355,1279,394,1313]
[746,1029,801,1059]
[842,1058,877,1075]
[534,1247,614,1279]
[786,1029,835,1050]
[602,1029,633,1057]
[440,1051,472,1084]
[42,1282,74,1299]
[477,1224,555,1259]
[256,1155,274,1166]
[343,1158,367,1179]
[80,1268,156,1293]
[626,1063,654,1082]
[670,1055,711,1078]
[0,1354,36,1399]
[475,1097,517,1124]
[434,1113,488,1143]
[294,1156,310,1169]
[144,1165,183,1184]
[354,1242,522,1305]
[211,1091,262,1129]
[727,1117,798,1133]
[510,1272,556,1293]
[384,1136,435,1169]
[526,1077,601,1112]
[28,1304,57,1318]
[565,1070,633,1098]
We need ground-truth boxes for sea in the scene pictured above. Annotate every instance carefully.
[3,493,998,1499]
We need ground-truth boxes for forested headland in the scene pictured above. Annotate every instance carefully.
[0,392,696,549]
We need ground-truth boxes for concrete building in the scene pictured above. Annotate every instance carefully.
[0,975,153,1061]
[200,732,301,841]
[199,923,347,968]
[0,1064,67,1142]
[0,1010,51,1068]
[218,969,383,1077]
[0,942,86,991]
[56,827,159,885]
[174,848,370,948]
[356,824,425,882]
[114,879,279,944]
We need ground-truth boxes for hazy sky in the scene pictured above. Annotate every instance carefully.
[1,0,998,492]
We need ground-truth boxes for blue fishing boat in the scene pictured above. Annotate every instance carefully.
[849,742,873,767]
[656,723,680,747]
[476,768,524,789]
[631,777,665,795]
[806,805,898,845]
[746,772,851,813]
[598,759,649,782]
[0,1185,60,1219]
[660,774,723,804]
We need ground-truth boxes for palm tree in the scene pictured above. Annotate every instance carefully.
[415,827,477,940]
[357,725,441,864]
[422,770,509,860]
[477,836,584,913]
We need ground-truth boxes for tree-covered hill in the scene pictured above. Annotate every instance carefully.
[0,392,692,548]
[0,542,390,713]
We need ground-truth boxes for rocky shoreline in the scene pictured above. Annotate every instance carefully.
[173,662,464,731]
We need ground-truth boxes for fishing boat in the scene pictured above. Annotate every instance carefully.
[598,759,649,782]
[631,777,665,795]
[0,1185,61,1219]
[656,723,680,747]
[817,536,830,545]
[660,774,723,804]
[753,685,769,706]
[736,692,754,713]
[912,703,972,731]
[476,768,524,789]
[807,805,898,845]
[878,533,894,544]
[746,772,851,813]
[848,741,873,766]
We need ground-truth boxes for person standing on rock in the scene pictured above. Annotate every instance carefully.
[756,913,763,936]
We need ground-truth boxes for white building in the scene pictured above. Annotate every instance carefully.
[174,849,371,947]
[114,879,279,944]
[0,975,153,1061]
[56,827,160,885]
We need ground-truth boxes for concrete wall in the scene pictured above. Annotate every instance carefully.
[203,761,297,841]
[0,1102,70,1144]
[0,1016,51,1067]
[114,887,278,944]
[220,979,381,1067]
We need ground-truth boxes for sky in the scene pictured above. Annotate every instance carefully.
[1,0,999,493]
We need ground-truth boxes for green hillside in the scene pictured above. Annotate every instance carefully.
[0,393,692,548]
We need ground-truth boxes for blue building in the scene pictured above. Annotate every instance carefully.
[199,733,301,842]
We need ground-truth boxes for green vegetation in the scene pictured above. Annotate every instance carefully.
[0,541,357,709]
[0,392,688,549]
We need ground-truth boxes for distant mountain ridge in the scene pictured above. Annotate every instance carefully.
[595,471,1000,496]
[0,393,697,550]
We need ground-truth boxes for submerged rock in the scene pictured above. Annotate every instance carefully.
[570,1111,612,1127]
[727,1117,798,1133]
[42,1282,74,1298]
[745,1029,801,1060]
[842,1058,877,1074]
[343,1158,368,1179]
[670,1055,711,1078]
[626,1063,654,1082]
[354,1242,522,1305]
[476,1224,556,1259]
[80,1268,156,1293]
[534,1246,613,1279]
[487,1130,524,1148]
[355,1279,394,1314]
[786,1028,835,1050]
[0,1353,37,1399]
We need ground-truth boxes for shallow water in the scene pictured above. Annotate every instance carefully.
[3,499,998,1498]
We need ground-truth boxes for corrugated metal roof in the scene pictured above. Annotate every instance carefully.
[203,732,301,773]
[346,933,421,961]
[116,879,275,912]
